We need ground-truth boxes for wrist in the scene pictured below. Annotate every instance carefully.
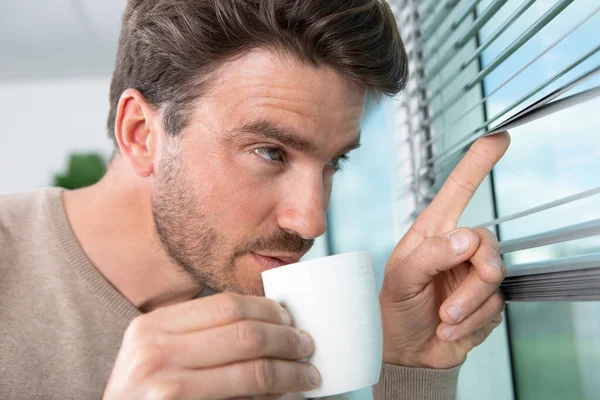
[383,348,465,370]
[383,351,429,369]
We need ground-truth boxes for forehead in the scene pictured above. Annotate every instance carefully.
[190,48,366,149]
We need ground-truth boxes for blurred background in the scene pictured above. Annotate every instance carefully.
[0,1,123,193]
[1,1,599,399]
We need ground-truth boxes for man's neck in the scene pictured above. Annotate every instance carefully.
[62,161,203,312]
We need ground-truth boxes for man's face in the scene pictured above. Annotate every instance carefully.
[152,49,366,295]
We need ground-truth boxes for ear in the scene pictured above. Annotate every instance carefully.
[114,88,160,178]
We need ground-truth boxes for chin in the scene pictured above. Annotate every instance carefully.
[218,276,265,297]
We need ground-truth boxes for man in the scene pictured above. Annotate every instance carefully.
[0,0,509,399]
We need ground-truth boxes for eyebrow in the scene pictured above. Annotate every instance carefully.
[231,120,361,157]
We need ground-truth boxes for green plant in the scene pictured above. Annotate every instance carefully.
[53,153,106,190]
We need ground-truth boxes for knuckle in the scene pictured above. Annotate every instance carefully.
[499,260,507,280]
[479,269,502,285]
[236,321,267,354]
[459,294,475,315]
[493,314,504,326]
[475,226,498,243]
[492,291,505,313]
[470,139,502,169]
[217,292,246,323]
[146,379,185,400]
[124,315,154,345]
[476,253,505,285]
[461,320,480,341]
[417,236,445,265]
[253,359,277,392]
[130,344,167,381]
[473,327,489,346]
[447,173,478,193]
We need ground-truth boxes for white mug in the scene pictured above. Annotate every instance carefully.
[261,251,383,398]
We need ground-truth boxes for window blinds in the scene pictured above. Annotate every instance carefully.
[388,0,600,301]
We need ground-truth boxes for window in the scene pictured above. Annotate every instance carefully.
[327,100,398,291]
[325,100,398,400]
[332,1,600,399]
[479,1,600,398]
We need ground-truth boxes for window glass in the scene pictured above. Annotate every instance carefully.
[478,1,600,399]
[325,99,398,400]
[327,100,397,290]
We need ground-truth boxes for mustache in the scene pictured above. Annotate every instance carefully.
[235,230,314,257]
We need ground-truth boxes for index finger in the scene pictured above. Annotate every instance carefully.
[146,292,292,334]
[414,131,510,233]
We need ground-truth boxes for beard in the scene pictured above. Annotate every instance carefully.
[151,142,314,295]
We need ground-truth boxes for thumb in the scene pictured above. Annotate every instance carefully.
[383,227,480,300]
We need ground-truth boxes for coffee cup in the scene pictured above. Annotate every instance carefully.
[261,251,382,397]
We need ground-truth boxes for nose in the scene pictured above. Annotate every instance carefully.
[277,174,328,240]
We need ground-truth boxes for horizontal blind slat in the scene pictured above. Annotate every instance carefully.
[499,218,600,255]
[465,0,575,90]
[506,253,600,278]
[478,186,600,228]
[462,0,536,67]
[429,60,600,167]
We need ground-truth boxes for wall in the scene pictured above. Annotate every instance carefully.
[0,77,114,194]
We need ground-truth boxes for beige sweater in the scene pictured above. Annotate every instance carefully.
[0,188,459,399]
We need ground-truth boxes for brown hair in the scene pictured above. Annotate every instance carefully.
[107,0,408,143]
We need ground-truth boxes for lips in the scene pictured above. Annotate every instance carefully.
[251,252,300,271]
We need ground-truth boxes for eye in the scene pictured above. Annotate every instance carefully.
[253,147,285,163]
[327,154,350,171]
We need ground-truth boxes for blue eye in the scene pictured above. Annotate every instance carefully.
[254,147,284,162]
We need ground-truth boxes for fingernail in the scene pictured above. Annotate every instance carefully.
[281,307,292,325]
[307,365,321,387]
[449,230,470,255]
[446,305,462,322]
[442,326,454,340]
[488,258,503,272]
[299,331,313,355]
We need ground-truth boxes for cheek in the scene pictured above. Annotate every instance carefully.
[183,152,279,234]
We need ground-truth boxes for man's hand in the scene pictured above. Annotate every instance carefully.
[380,132,510,369]
[102,292,319,399]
